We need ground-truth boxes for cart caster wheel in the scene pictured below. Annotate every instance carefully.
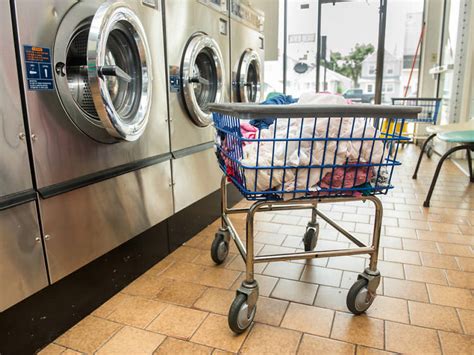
[211,233,229,265]
[346,278,375,315]
[426,146,434,159]
[303,224,319,251]
[228,293,256,334]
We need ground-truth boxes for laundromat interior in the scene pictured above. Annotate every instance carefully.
[0,0,473,354]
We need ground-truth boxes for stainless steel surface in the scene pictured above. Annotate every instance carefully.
[165,0,230,151]
[236,49,262,103]
[87,2,152,141]
[0,1,34,197]
[13,0,170,187]
[172,148,222,212]
[0,202,48,312]
[230,0,264,103]
[254,247,375,263]
[182,34,225,126]
[41,161,173,282]
[54,1,152,142]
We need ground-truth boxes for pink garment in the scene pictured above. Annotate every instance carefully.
[240,122,258,143]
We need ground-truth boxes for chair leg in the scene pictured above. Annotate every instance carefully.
[413,134,436,179]
[423,145,470,207]
[467,146,474,182]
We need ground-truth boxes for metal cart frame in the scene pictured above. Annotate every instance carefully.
[217,175,383,330]
[209,103,421,333]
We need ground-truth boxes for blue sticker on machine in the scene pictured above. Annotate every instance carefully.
[23,45,54,91]
[169,74,181,92]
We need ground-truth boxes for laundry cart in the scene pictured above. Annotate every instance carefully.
[209,103,420,333]
[391,98,441,157]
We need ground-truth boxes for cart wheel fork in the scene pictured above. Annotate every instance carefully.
[358,267,381,299]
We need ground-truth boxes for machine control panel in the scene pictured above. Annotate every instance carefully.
[23,45,54,91]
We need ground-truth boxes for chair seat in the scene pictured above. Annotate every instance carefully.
[437,130,474,143]
[426,118,474,134]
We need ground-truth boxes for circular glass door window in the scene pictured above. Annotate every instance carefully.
[54,2,152,143]
[191,50,218,113]
[237,49,262,103]
[181,34,225,127]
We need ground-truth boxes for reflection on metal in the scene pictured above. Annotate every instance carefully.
[13,0,170,188]
[53,1,152,142]
[182,34,225,126]
[172,148,222,212]
[41,162,173,282]
[87,2,152,141]
[230,0,264,103]
[0,1,33,197]
[236,49,263,103]
[0,202,48,312]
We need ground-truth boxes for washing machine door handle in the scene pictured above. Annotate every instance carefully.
[188,75,210,86]
[98,65,132,83]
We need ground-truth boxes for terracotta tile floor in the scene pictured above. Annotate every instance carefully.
[41,147,473,354]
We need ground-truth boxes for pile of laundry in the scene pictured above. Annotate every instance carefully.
[216,92,388,199]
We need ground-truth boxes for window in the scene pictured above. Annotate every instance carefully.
[387,65,393,75]
[369,65,375,75]
[403,55,420,69]
[383,84,394,93]
[300,4,310,9]
[367,84,373,93]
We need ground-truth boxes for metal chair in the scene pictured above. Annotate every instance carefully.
[422,129,474,207]
[413,118,474,179]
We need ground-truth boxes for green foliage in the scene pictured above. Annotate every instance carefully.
[323,43,375,88]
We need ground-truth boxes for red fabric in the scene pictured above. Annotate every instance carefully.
[312,165,374,197]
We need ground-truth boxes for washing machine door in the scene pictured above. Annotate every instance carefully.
[86,2,152,141]
[236,49,262,103]
[54,1,152,143]
[181,34,225,127]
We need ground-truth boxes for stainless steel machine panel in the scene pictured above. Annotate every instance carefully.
[165,0,230,152]
[0,202,48,312]
[13,0,170,188]
[41,161,173,282]
[172,148,222,212]
[0,1,33,197]
[230,0,264,103]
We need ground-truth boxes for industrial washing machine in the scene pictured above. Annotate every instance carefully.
[229,0,264,103]
[0,1,48,312]
[12,0,173,282]
[165,0,229,212]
